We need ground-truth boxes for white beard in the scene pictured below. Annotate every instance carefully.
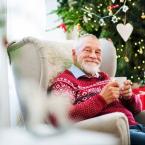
[81,61,100,76]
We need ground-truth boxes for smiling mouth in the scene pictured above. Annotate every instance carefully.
[85,60,97,63]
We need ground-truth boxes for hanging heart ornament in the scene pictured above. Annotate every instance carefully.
[116,23,133,42]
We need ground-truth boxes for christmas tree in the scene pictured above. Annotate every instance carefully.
[53,0,145,85]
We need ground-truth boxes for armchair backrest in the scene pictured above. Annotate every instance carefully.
[8,37,117,91]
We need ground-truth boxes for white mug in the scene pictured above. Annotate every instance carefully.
[111,77,127,88]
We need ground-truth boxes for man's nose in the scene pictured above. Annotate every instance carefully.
[89,52,96,58]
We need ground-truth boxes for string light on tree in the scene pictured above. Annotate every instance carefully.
[131,76,134,79]
[124,56,129,62]
[117,55,121,58]
[138,49,143,54]
[135,53,138,57]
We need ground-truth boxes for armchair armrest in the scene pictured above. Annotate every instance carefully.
[75,112,130,145]
[135,111,145,125]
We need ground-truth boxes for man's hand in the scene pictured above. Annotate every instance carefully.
[120,80,133,100]
[100,82,120,104]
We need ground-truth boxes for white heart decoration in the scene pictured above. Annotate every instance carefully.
[112,0,116,3]
[116,23,133,42]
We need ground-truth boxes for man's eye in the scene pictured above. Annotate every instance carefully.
[85,49,90,52]
[95,51,101,54]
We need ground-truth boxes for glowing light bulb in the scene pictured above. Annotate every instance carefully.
[135,53,138,57]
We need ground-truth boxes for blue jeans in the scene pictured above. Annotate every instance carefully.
[130,124,145,145]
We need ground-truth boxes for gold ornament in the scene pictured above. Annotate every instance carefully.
[141,12,145,19]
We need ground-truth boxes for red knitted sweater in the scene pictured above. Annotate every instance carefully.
[51,70,142,126]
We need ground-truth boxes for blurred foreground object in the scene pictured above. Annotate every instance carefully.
[18,79,72,136]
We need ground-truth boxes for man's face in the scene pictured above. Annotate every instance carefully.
[76,38,102,76]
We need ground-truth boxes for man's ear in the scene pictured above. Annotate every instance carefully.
[72,49,77,64]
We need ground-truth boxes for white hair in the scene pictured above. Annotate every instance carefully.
[74,34,98,53]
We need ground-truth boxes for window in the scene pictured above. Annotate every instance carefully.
[7,0,67,126]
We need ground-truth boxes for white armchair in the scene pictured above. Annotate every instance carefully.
[7,37,145,145]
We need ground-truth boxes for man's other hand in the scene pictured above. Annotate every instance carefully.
[120,80,133,100]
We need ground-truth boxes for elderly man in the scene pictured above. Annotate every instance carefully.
[50,34,145,145]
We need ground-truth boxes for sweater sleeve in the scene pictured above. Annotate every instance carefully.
[120,94,142,115]
[69,94,107,120]
[51,80,107,121]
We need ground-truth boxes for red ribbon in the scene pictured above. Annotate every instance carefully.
[107,4,119,10]
[58,23,67,32]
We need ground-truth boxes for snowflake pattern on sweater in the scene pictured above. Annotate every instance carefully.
[50,70,142,125]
